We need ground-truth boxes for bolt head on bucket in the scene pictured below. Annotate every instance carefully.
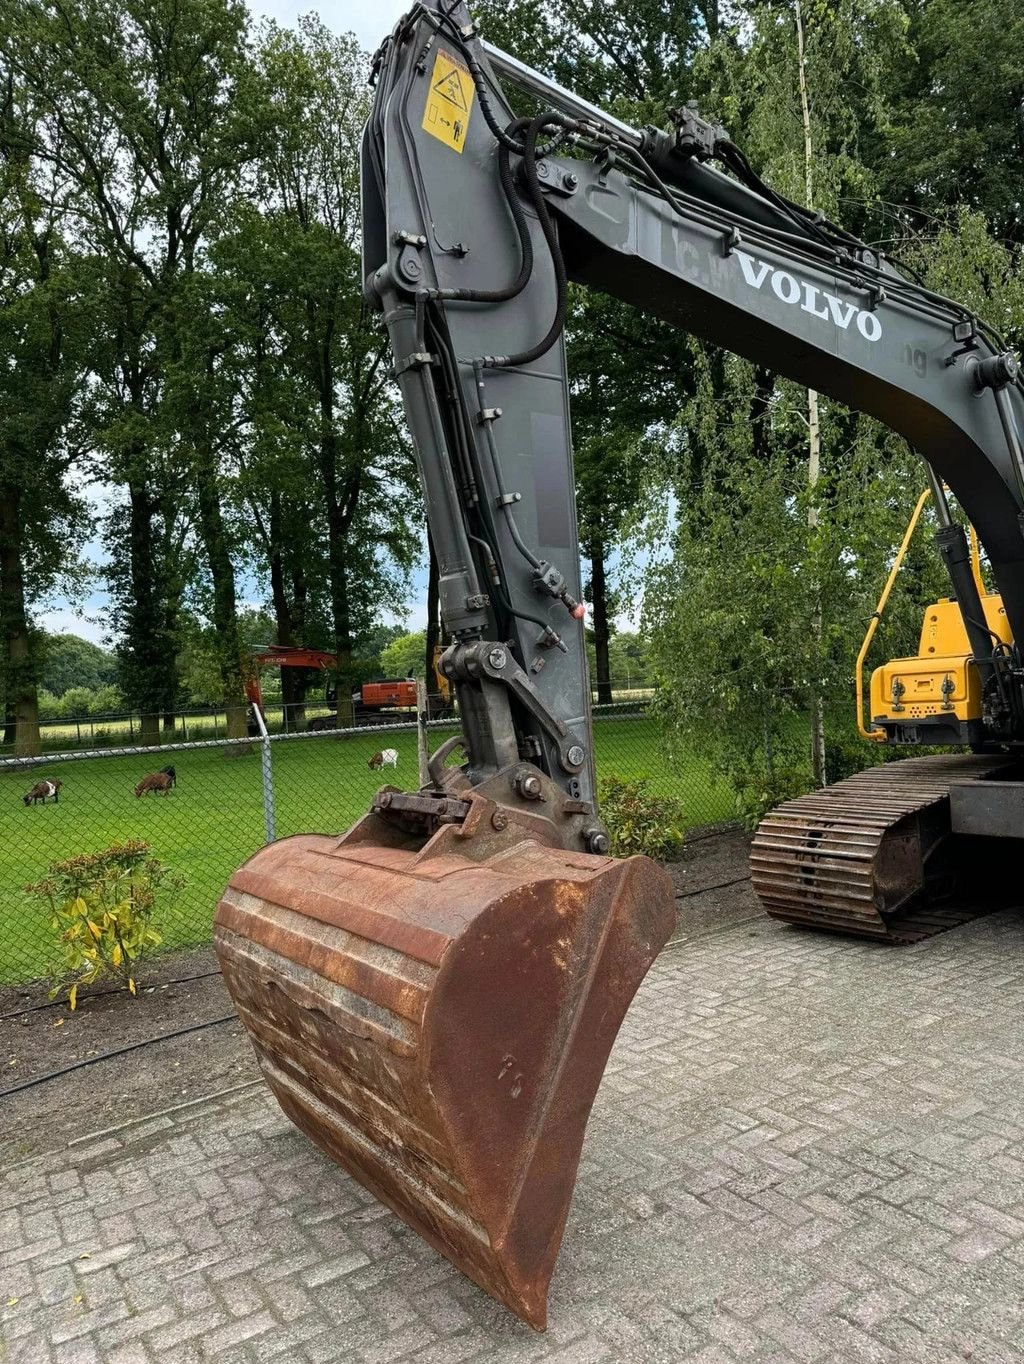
[214,817,673,1328]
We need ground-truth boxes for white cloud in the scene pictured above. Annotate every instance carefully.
[36,608,109,647]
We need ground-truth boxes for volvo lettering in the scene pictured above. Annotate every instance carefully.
[734,248,883,342]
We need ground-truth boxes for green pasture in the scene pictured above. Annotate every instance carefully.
[0,717,730,985]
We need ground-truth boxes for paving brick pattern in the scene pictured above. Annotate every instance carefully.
[4,909,1024,1362]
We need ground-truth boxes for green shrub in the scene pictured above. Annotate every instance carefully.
[598,775,686,860]
[28,841,183,1008]
[730,764,813,830]
[824,734,887,786]
[89,685,126,715]
[37,689,63,721]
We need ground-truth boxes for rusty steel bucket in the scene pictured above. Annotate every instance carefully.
[214,802,673,1328]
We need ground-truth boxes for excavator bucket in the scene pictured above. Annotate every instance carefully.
[214,803,673,1329]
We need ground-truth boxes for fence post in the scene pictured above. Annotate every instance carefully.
[416,678,430,788]
[252,704,276,843]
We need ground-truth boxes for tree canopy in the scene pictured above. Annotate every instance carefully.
[40,634,118,697]
[0,0,1018,793]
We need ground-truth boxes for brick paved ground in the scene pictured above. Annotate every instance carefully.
[4,907,1024,1364]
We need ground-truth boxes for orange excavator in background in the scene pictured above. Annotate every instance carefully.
[215,0,1024,1331]
[244,644,451,729]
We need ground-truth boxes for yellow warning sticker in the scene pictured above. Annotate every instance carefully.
[422,49,475,153]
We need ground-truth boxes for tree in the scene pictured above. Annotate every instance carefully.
[380,632,427,680]
[225,254,322,725]
[3,0,260,748]
[474,0,717,115]
[473,2,706,704]
[883,0,1024,248]
[653,0,912,788]
[226,18,420,727]
[40,634,118,696]
[570,295,692,702]
[0,60,92,755]
[585,631,652,697]
[645,350,939,819]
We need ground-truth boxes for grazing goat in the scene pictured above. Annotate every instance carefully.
[135,771,173,797]
[368,748,399,770]
[159,764,176,787]
[23,779,62,806]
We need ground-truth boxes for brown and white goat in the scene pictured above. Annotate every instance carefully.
[23,779,62,806]
[368,748,398,771]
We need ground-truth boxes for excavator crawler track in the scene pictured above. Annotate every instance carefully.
[751,754,1012,942]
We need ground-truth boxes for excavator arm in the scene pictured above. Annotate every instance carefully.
[363,0,1024,811]
[215,0,1024,1329]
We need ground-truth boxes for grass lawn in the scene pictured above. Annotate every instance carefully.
[1,716,731,985]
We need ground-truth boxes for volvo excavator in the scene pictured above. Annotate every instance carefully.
[214,0,1024,1330]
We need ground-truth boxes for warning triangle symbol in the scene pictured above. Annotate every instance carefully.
[433,67,468,112]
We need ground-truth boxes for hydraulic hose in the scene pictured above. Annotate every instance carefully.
[480,114,570,369]
[426,139,533,304]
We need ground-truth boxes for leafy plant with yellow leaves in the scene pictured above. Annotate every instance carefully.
[28,841,183,1008]
[598,776,686,860]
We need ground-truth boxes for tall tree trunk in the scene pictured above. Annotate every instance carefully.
[268,491,309,731]
[425,531,441,697]
[325,495,355,729]
[0,483,41,757]
[290,559,311,726]
[126,479,163,747]
[160,503,183,734]
[796,0,827,788]
[194,444,250,753]
[278,662,307,731]
[4,700,16,748]
[590,539,614,706]
[318,406,358,729]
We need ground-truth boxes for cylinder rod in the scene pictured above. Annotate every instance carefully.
[925,463,953,528]
[481,41,643,147]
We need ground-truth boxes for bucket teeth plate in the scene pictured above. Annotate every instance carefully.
[214,825,673,1329]
[751,754,1012,942]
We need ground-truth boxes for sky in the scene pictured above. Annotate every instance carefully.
[255,0,408,48]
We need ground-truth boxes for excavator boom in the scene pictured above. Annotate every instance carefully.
[217,0,1024,1326]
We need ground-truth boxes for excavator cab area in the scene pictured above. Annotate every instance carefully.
[754,493,1024,943]
[869,591,1012,748]
[847,491,1019,750]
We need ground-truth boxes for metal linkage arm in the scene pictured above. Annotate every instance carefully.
[363,2,600,828]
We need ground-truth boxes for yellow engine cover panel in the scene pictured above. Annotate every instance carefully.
[917,593,1011,658]
[870,653,982,723]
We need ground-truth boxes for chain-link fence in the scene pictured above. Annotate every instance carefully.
[19,698,444,753]
[0,703,733,987]
[17,676,658,755]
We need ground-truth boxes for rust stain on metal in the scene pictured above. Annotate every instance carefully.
[215,812,674,1330]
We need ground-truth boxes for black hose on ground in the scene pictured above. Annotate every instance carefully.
[0,1014,238,1100]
